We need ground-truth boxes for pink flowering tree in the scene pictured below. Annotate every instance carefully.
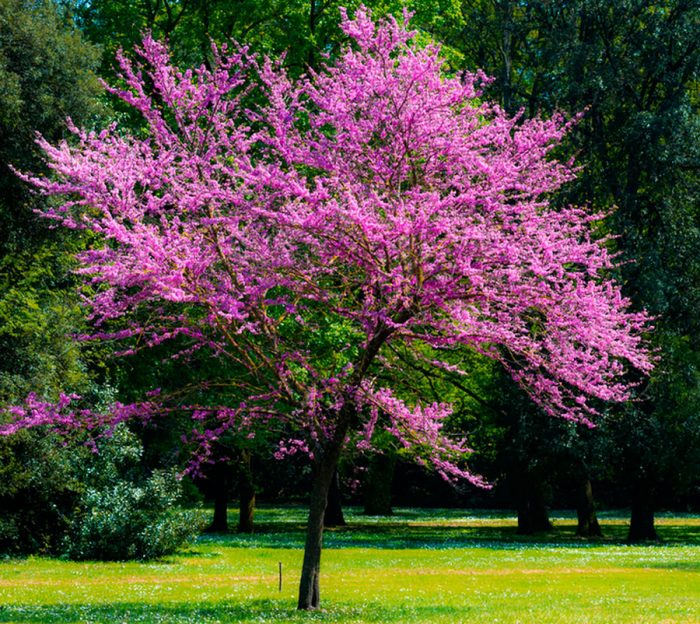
[2,7,652,610]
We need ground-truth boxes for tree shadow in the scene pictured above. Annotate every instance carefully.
[197,515,700,550]
[0,599,464,623]
[649,522,700,545]
[642,561,700,572]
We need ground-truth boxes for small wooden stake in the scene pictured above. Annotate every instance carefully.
[278,561,282,592]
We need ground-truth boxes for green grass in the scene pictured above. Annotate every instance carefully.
[1,507,700,623]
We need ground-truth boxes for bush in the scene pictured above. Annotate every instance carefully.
[0,430,81,556]
[0,421,202,560]
[65,470,203,560]
[63,424,204,561]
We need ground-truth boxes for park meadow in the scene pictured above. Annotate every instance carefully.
[2,0,700,622]
[1,506,699,624]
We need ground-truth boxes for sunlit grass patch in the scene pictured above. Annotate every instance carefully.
[1,507,699,623]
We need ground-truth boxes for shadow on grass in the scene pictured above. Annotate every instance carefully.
[645,561,700,572]
[196,518,700,551]
[0,599,462,623]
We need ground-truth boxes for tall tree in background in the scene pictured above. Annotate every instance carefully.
[69,0,472,75]
[0,0,102,402]
[70,0,361,72]
[533,1,700,540]
[489,371,604,537]
[0,0,103,554]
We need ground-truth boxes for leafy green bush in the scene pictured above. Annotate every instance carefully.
[0,430,81,556]
[64,425,204,561]
[65,471,202,561]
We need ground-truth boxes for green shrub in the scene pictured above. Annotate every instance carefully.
[0,421,202,560]
[0,430,81,556]
[65,471,202,561]
[63,424,204,561]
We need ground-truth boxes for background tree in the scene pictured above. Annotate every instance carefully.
[488,372,605,537]
[0,429,81,555]
[0,0,102,402]
[524,0,700,540]
[0,0,106,554]
[71,0,362,72]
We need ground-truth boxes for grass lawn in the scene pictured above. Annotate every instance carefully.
[1,507,699,623]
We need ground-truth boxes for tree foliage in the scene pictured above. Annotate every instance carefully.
[0,8,652,607]
[419,0,700,532]
[0,0,103,404]
[0,429,81,555]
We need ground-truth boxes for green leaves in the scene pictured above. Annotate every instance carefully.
[65,424,204,561]
[0,0,105,405]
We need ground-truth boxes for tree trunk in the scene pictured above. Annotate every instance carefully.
[238,486,255,534]
[210,489,229,532]
[517,497,552,534]
[628,487,658,542]
[297,328,390,609]
[516,475,552,535]
[307,0,318,69]
[237,449,255,534]
[207,463,229,532]
[363,451,396,516]
[297,447,342,610]
[497,0,515,114]
[575,478,602,538]
[323,469,346,528]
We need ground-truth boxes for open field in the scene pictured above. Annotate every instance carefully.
[1,507,699,623]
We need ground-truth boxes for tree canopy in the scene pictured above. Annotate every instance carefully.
[0,7,653,608]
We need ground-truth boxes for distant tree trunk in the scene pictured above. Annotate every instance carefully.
[517,497,552,534]
[575,478,602,538]
[323,469,346,527]
[207,463,230,532]
[628,486,658,542]
[363,451,396,516]
[211,488,229,532]
[496,0,515,114]
[307,0,319,69]
[516,473,552,535]
[237,449,255,534]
